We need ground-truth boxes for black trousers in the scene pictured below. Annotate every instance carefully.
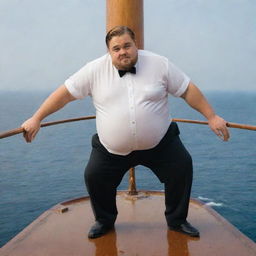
[84,122,193,226]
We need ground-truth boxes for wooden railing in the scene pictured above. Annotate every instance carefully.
[1,115,256,140]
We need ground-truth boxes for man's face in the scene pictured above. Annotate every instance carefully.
[108,33,138,70]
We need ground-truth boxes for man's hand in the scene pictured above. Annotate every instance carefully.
[181,83,230,141]
[21,117,41,143]
[20,85,76,143]
[208,115,230,141]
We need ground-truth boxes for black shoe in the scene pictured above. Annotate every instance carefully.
[88,222,114,239]
[168,221,200,237]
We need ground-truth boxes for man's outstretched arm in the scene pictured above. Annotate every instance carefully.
[22,85,76,143]
[181,82,230,141]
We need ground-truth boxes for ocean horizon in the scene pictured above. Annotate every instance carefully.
[0,90,255,246]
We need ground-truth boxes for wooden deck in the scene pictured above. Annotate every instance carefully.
[1,191,256,256]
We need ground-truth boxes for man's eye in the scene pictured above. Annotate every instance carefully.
[113,48,120,52]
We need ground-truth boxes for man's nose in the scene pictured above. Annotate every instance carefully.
[119,48,127,55]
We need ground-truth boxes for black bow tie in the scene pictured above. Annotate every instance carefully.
[118,66,136,77]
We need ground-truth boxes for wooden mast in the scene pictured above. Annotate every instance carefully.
[106,0,144,49]
[106,0,144,194]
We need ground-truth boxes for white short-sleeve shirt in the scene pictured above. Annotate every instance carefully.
[65,50,190,155]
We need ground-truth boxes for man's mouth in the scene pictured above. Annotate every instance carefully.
[120,55,130,61]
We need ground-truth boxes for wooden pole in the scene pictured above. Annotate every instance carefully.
[0,116,96,139]
[106,0,144,49]
[127,167,137,195]
[172,119,256,131]
[106,0,144,194]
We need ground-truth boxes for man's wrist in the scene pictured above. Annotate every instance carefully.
[204,111,217,122]
[31,114,43,123]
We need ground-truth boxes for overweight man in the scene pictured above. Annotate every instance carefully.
[22,26,229,239]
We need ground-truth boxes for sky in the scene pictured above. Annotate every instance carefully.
[0,0,255,92]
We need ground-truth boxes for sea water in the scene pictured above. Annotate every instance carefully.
[0,91,255,246]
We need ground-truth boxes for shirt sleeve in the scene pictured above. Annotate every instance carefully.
[64,63,92,99]
[166,60,190,97]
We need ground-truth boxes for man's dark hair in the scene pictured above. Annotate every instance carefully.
[105,26,136,48]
